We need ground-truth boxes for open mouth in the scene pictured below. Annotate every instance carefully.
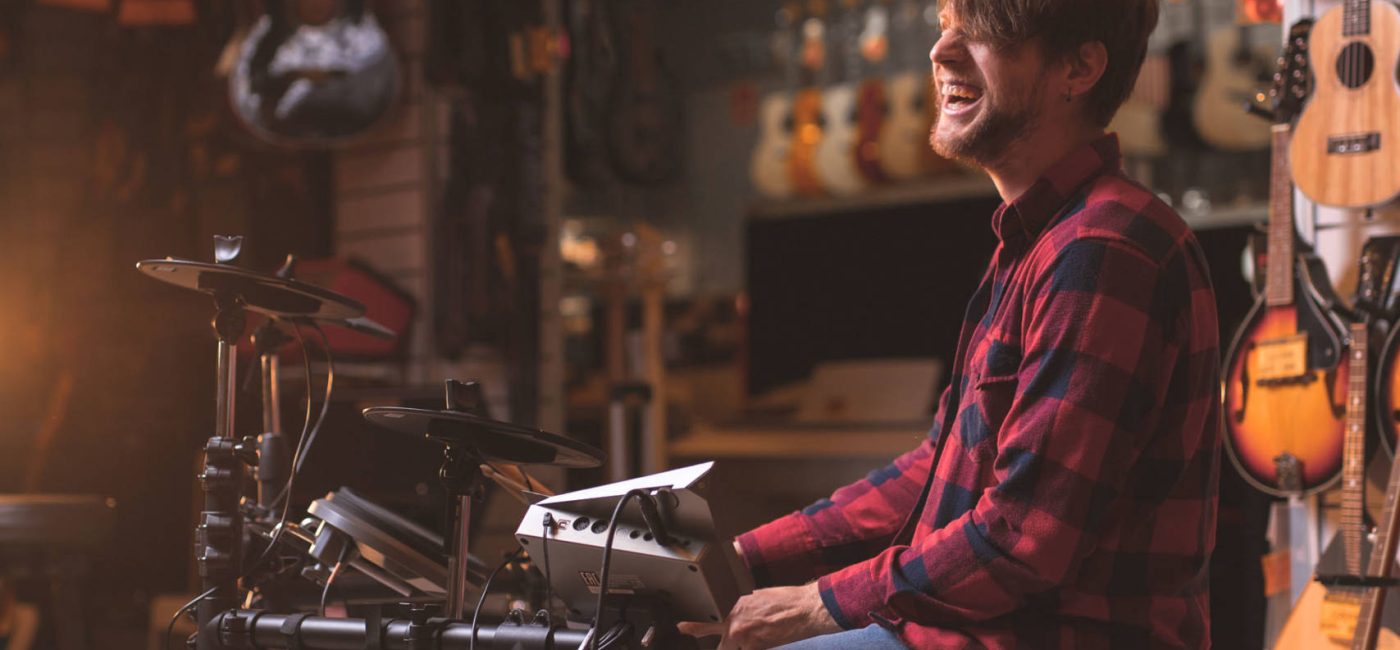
[941,82,983,115]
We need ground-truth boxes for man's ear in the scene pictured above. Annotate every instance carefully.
[1067,41,1108,97]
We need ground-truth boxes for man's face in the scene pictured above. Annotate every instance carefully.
[928,10,1057,166]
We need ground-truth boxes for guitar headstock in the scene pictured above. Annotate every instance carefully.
[1265,19,1313,124]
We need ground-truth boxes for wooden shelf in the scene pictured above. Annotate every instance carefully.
[748,174,1265,232]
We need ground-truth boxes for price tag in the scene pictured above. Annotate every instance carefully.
[1255,334,1308,381]
[1319,593,1362,642]
[1261,549,1290,596]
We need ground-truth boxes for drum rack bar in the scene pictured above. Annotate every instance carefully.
[209,609,590,650]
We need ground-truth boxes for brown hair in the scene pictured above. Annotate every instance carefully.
[941,0,1160,127]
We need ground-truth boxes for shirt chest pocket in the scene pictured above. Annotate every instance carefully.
[962,340,1022,462]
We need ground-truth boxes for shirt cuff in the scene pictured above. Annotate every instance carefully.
[815,552,892,631]
[736,513,821,587]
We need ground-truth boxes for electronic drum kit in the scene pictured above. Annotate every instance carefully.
[136,237,747,650]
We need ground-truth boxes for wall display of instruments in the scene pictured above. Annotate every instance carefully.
[1223,20,1353,497]
[136,235,747,650]
[749,0,961,200]
[1220,2,1400,643]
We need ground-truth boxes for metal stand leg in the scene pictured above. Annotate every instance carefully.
[196,301,248,650]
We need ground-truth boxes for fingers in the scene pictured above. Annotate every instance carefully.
[677,621,725,638]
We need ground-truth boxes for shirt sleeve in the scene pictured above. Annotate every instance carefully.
[736,388,950,588]
[816,237,1190,628]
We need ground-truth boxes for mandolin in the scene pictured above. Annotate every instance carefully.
[1289,0,1400,208]
[229,0,400,147]
[1223,21,1352,497]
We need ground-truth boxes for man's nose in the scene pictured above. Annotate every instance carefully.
[930,31,963,68]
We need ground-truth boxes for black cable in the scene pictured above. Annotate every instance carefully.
[541,512,555,611]
[291,321,335,478]
[248,320,335,583]
[320,542,351,617]
[472,548,527,650]
[592,489,651,650]
[242,321,318,582]
[164,586,217,650]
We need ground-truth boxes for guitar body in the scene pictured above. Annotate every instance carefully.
[1193,27,1275,151]
[1276,581,1400,650]
[1223,256,1349,495]
[879,72,930,179]
[1290,1,1400,207]
[229,1,400,147]
[751,93,795,199]
[854,78,889,184]
[813,83,867,196]
[879,72,959,180]
[789,87,827,196]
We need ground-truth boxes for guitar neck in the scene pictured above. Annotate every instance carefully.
[1344,324,1368,577]
[1345,0,1372,38]
[1266,125,1296,307]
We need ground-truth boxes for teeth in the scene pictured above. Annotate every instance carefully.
[942,83,980,101]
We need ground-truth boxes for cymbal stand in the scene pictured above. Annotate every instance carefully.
[438,380,492,620]
[196,236,255,650]
[251,320,290,513]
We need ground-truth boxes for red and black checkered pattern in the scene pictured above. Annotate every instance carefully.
[737,135,1221,649]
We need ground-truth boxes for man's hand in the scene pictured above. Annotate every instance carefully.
[677,582,841,650]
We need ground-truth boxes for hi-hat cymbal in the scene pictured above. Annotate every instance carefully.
[136,258,365,321]
[363,407,605,469]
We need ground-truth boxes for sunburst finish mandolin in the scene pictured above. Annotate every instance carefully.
[1224,23,1352,497]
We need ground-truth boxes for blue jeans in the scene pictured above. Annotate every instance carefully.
[773,624,908,649]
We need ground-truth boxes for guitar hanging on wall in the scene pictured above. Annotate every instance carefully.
[1289,0,1400,208]
[229,0,400,147]
[604,0,684,185]
[1223,21,1353,497]
[750,3,800,199]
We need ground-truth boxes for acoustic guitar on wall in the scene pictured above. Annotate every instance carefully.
[1289,0,1400,208]
[788,1,829,196]
[750,4,800,200]
[1192,22,1278,152]
[1223,21,1353,497]
[812,0,868,196]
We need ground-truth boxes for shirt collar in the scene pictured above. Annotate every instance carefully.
[990,134,1122,245]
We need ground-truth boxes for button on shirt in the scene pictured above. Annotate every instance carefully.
[737,135,1221,649]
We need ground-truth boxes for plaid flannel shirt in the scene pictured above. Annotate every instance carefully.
[737,135,1221,649]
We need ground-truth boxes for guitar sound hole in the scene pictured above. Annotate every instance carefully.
[1335,42,1375,89]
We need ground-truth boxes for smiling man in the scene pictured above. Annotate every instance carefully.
[679,0,1221,648]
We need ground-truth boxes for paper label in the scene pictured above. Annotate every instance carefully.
[1319,593,1362,643]
[1261,550,1290,597]
[1255,334,1308,381]
[580,571,646,594]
